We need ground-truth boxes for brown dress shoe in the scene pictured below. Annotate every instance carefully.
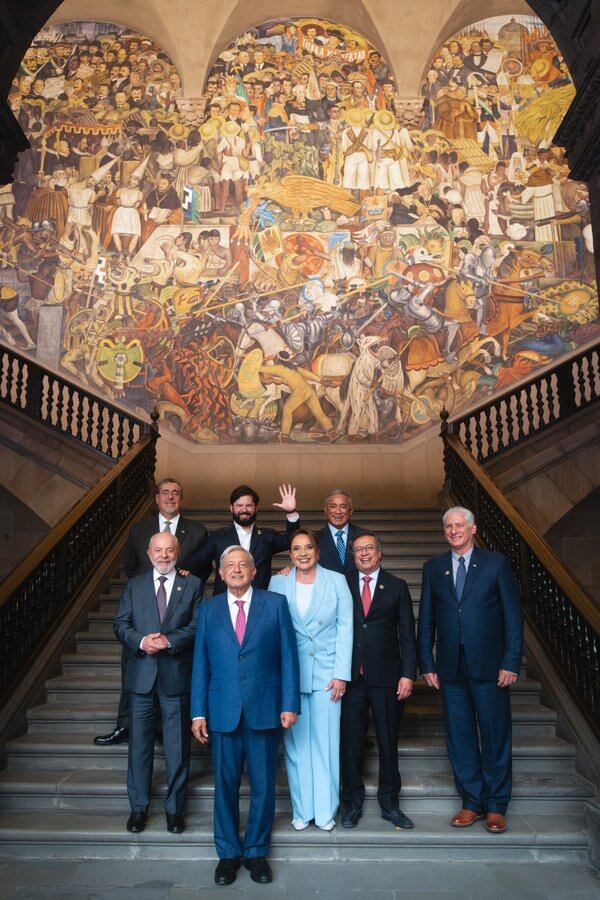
[450,809,485,827]
[485,813,507,833]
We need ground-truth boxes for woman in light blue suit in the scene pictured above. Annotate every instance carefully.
[269,528,353,831]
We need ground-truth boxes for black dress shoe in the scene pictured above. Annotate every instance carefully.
[382,808,414,829]
[341,806,362,828]
[126,811,147,833]
[93,726,129,746]
[166,813,185,833]
[214,858,241,886]
[244,857,273,884]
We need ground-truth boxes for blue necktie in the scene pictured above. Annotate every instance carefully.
[335,530,345,564]
[455,556,466,601]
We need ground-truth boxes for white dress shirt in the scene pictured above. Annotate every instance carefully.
[233,522,253,551]
[140,567,176,649]
[451,546,474,582]
[159,513,180,534]
[227,585,253,629]
[329,522,349,546]
[358,567,380,596]
[295,581,314,618]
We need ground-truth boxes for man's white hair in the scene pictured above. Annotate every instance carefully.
[148,532,180,549]
[219,545,255,567]
[443,507,475,527]
[324,488,353,507]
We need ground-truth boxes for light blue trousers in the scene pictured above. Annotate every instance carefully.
[283,689,341,827]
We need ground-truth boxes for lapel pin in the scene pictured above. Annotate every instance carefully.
[379,584,384,589]
[177,585,182,591]
[472,563,477,568]
[257,529,262,535]
[445,571,450,576]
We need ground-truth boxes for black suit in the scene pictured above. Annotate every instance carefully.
[113,571,203,815]
[115,514,210,730]
[315,523,364,580]
[189,519,299,596]
[341,567,417,813]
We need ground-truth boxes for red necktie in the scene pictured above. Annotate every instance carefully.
[234,599,246,645]
[361,575,372,617]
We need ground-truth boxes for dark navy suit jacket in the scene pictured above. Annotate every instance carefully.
[417,547,523,681]
[315,522,364,579]
[189,521,298,596]
[113,571,204,695]
[190,588,301,732]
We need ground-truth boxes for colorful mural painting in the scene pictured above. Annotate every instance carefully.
[1,16,598,443]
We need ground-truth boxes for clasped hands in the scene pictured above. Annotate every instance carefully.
[141,632,169,654]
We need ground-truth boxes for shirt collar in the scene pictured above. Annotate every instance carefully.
[153,566,176,582]
[360,567,380,586]
[452,547,475,565]
[234,521,253,536]
[159,513,180,530]
[227,586,253,608]
[329,522,349,537]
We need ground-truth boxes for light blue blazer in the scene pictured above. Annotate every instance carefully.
[269,565,353,693]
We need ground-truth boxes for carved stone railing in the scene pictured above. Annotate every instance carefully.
[0,345,148,459]
[0,425,158,703]
[441,412,600,736]
[451,343,599,463]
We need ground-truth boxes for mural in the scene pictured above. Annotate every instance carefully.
[1,16,598,444]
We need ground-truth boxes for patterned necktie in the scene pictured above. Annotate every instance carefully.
[335,530,345,564]
[361,575,372,617]
[455,556,467,602]
[156,575,167,622]
[162,520,172,533]
[234,599,246,645]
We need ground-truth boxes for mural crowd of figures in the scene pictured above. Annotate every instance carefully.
[1,15,598,444]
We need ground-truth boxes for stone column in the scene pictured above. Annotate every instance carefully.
[175,96,208,128]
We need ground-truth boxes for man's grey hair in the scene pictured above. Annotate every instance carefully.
[219,545,255,568]
[352,532,382,553]
[148,532,180,549]
[324,488,354,507]
[443,507,475,527]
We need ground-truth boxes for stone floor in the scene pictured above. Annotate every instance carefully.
[1,859,599,899]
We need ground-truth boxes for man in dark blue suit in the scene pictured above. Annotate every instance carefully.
[189,484,299,595]
[314,489,364,579]
[191,546,300,886]
[113,532,203,835]
[417,507,523,834]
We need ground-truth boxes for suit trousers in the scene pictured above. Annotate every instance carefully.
[283,689,341,827]
[128,683,191,814]
[440,648,512,815]
[341,676,403,812]
[211,712,280,859]
[116,651,162,735]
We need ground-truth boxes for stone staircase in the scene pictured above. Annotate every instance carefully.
[0,508,595,861]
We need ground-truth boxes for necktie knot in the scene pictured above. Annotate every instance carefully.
[235,599,245,611]
[163,520,172,533]
[158,575,167,584]
[363,575,371,585]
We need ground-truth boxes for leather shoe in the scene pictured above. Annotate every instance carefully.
[341,806,362,828]
[486,812,507,833]
[244,857,273,884]
[382,808,414,829]
[93,726,128,746]
[214,858,241,886]
[166,813,185,833]
[126,811,146,833]
[451,809,485,828]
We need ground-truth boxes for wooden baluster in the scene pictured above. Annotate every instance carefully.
[463,418,473,455]
[65,384,75,437]
[75,391,85,442]
[55,379,65,432]
[116,414,125,459]
[86,399,96,449]
[515,389,525,442]
[474,412,484,461]
[535,379,546,430]
[505,395,515,447]
[106,409,115,458]
[4,355,15,405]
[524,384,535,440]
[14,357,25,410]
[484,404,495,459]
[576,357,588,408]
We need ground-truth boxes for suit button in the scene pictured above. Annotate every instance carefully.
[240,676,245,682]
[363,623,367,629]
[318,620,323,625]
[309,652,313,657]
[239,654,245,659]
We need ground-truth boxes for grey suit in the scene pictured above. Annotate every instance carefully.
[113,571,203,815]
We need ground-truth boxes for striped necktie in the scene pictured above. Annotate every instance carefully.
[335,530,345,564]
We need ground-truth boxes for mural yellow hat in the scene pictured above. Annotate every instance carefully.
[169,123,190,140]
[373,109,397,131]
[344,107,369,127]
[199,118,222,141]
[223,119,242,137]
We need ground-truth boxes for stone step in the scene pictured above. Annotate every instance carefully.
[0,809,589,862]
[5,734,576,775]
[0,768,592,816]
[26,701,557,736]
[43,674,543,706]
